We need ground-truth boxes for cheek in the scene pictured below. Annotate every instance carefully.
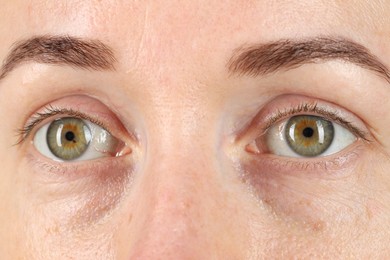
[0,137,28,254]
[357,149,390,220]
[236,147,390,257]
[238,147,371,229]
[16,155,134,258]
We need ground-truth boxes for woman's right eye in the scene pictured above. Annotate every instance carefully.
[34,117,127,162]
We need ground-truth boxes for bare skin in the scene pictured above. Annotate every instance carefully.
[0,0,390,259]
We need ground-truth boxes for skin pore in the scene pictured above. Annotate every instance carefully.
[1,0,390,258]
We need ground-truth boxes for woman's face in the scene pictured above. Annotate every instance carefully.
[1,0,390,258]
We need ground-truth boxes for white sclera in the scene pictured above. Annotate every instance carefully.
[266,119,357,158]
[33,119,120,162]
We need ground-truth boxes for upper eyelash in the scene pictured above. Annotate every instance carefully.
[262,102,369,141]
[18,103,369,145]
[16,105,108,145]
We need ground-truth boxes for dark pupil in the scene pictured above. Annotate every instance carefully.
[302,127,314,138]
[65,131,76,142]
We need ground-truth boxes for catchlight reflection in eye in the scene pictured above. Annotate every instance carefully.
[264,115,357,158]
[34,117,126,161]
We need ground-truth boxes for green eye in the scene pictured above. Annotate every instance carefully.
[285,115,334,157]
[34,116,126,162]
[47,118,92,161]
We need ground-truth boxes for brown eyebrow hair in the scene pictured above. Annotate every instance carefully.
[0,35,116,80]
[228,37,390,83]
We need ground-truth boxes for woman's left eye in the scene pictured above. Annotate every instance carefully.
[34,117,125,162]
[255,115,357,158]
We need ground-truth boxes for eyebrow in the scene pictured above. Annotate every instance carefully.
[0,35,116,80]
[228,37,390,83]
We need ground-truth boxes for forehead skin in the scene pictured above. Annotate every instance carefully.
[1,0,390,259]
[1,0,390,81]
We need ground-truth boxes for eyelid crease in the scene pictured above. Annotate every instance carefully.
[262,102,370,141]
[16,105,109,145]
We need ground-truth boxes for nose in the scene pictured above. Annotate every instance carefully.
[113,88,251,259]
[130,145,219,259]
[121,141,229,259]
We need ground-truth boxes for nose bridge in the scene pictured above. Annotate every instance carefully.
[120,71,225,257]
[126,103,221,257]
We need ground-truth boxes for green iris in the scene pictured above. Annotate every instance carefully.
[285,115,334,157]
[47,118,92,161]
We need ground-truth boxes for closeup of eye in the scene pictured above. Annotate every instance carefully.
[260,114,357,158]
[34,117,126,162]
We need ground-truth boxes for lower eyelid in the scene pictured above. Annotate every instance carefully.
[243,141,364,180]
[25,148,135,183]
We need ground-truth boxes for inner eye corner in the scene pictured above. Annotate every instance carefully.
[245,141,260,154]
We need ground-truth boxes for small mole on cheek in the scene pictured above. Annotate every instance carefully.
[311,221,325,232]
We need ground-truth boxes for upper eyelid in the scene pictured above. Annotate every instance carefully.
[16,106,109,145]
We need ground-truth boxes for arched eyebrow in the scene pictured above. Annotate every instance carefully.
[228,37,390,83]
[0,35,116,81]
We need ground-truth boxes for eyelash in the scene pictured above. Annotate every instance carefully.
[18,101,368,158]
[260,102,369,141]
[16,105,108,144]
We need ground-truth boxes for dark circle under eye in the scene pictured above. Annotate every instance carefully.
[285,115,334,157]
[46,118,92,161]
